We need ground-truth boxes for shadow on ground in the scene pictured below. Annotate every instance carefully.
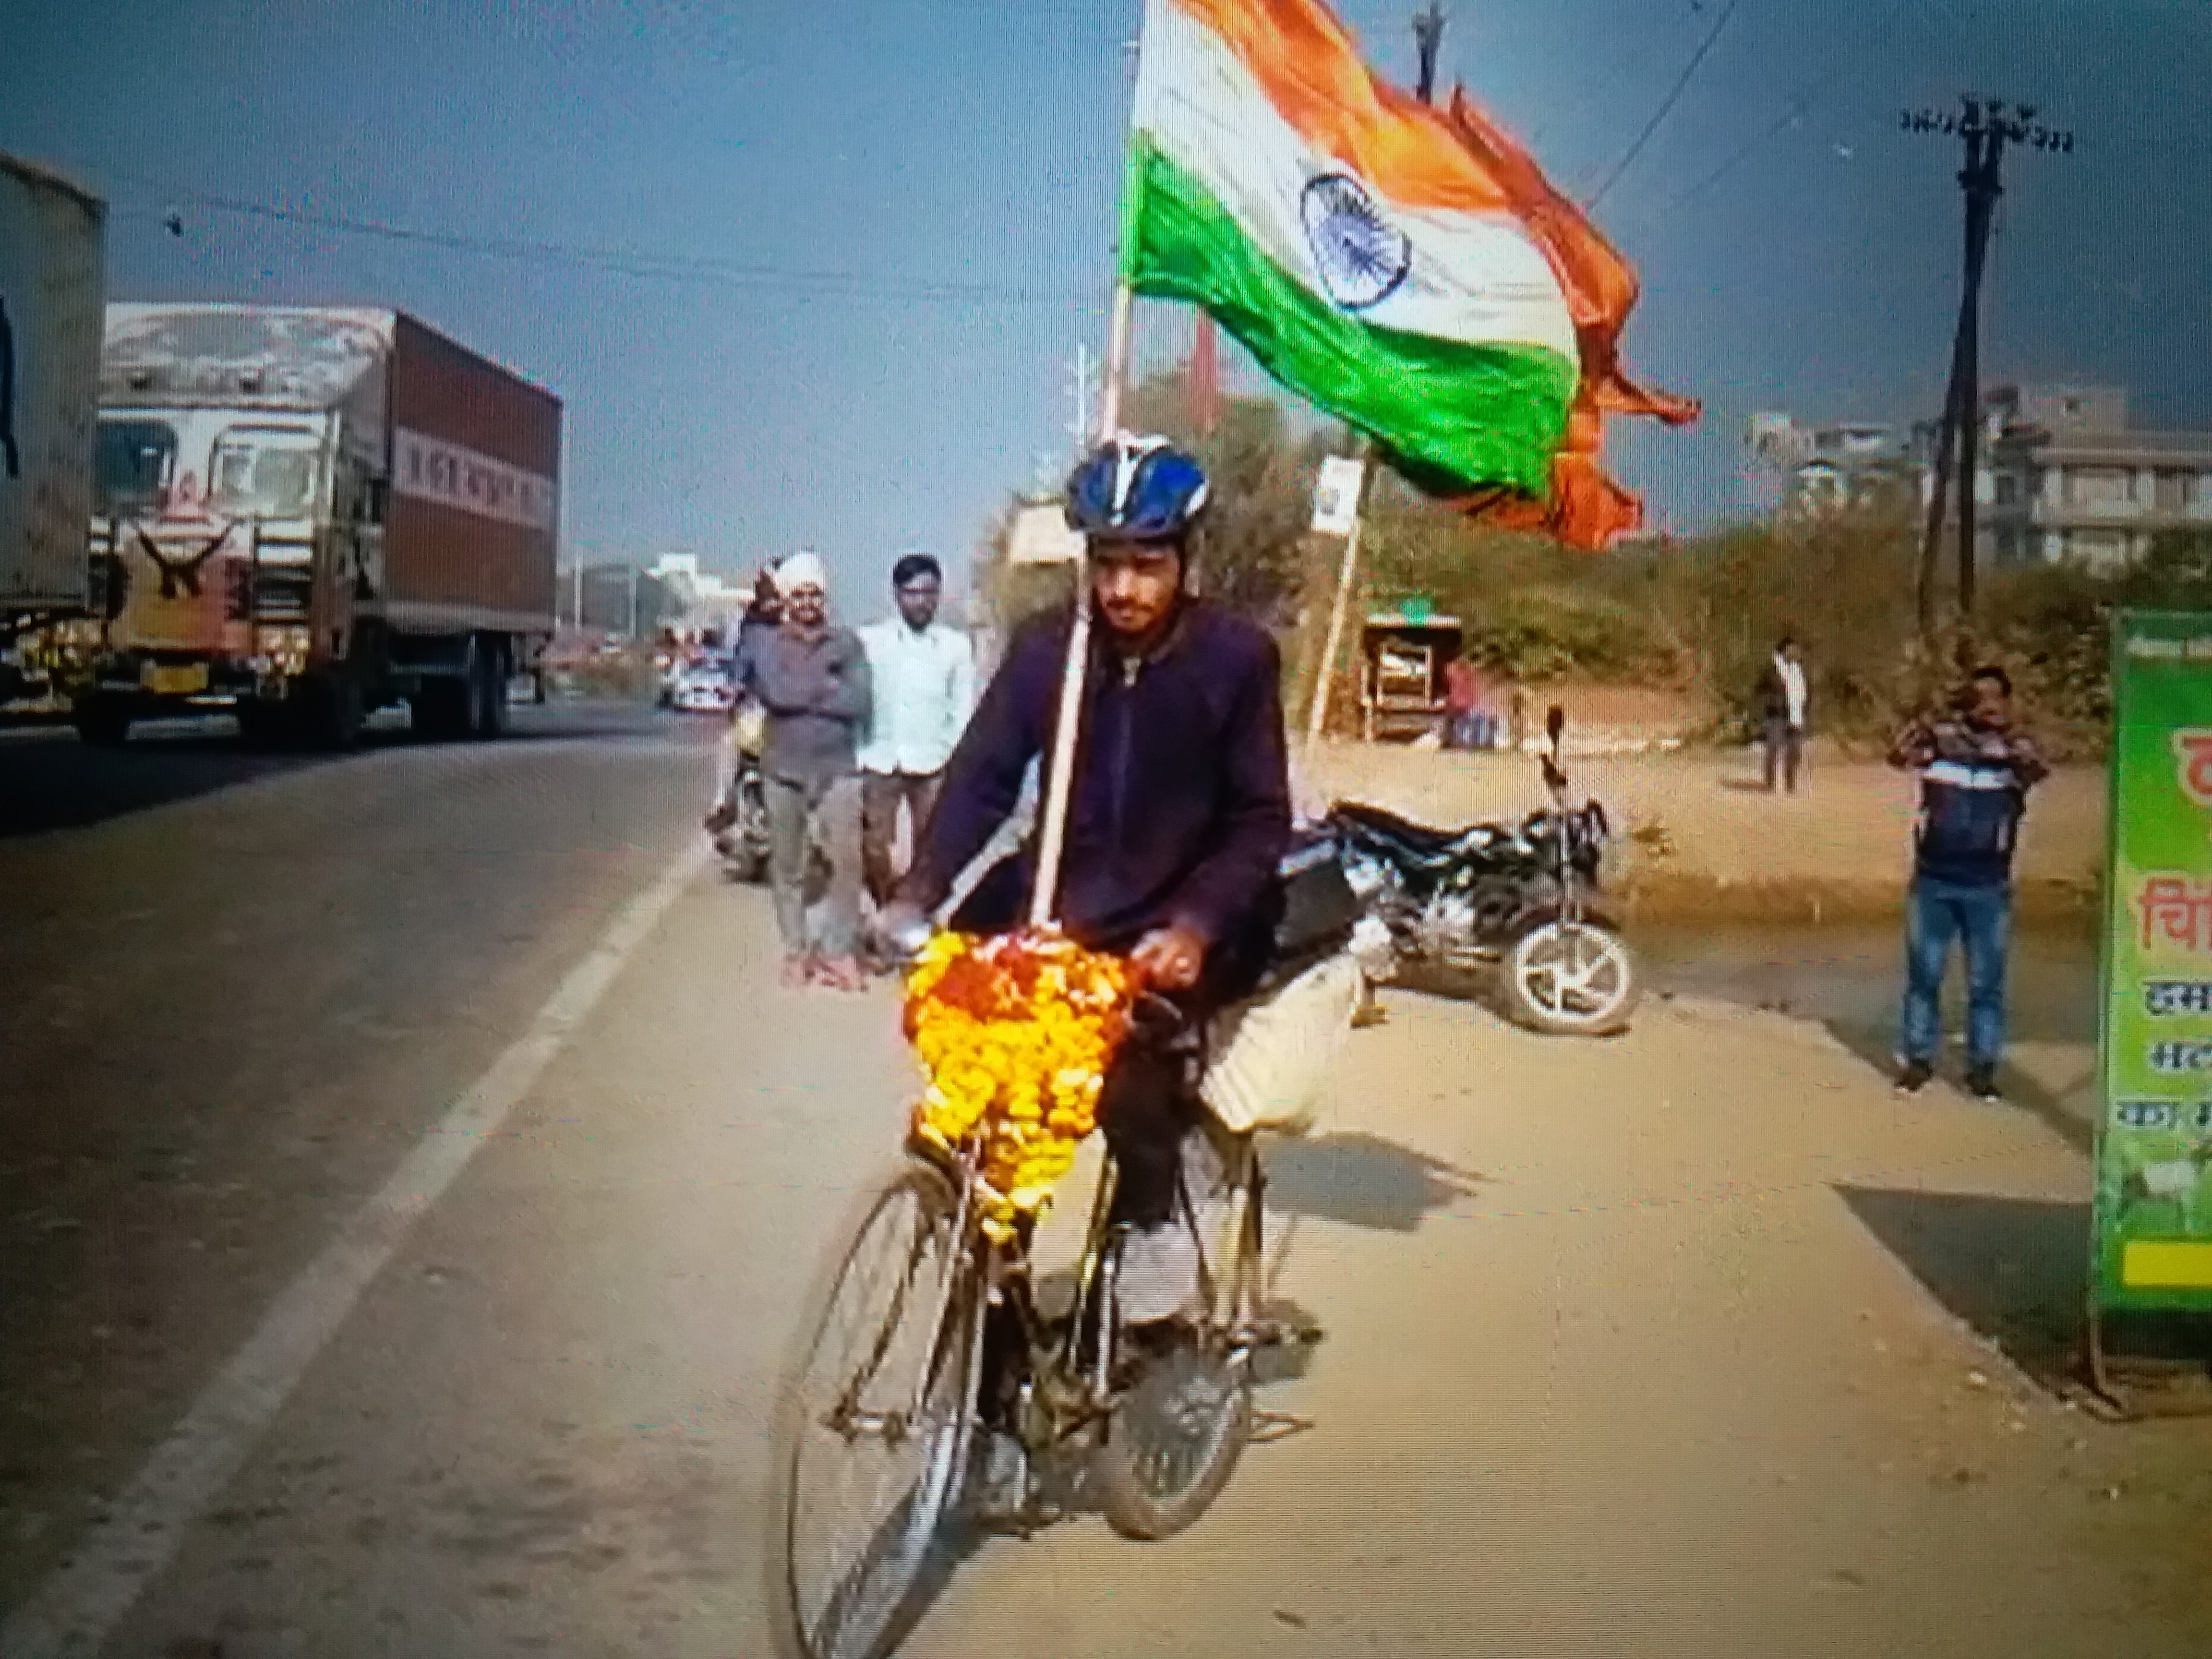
[0,702,675,839]
[1839,1182,2212,1413]
[1821,1015,2095,1155]
[0,726,344,838]
[1837,1185,2089,1387]
[1263,1130,1486,1232]
[826,1288,1329,1659]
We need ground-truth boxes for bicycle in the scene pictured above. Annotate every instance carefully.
[780,992,1315,1659]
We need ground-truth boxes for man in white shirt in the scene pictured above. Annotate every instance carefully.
[1756,634,1810,793]
[856,553,976,905]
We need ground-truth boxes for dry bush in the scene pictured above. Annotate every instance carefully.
[970,373,2207,760]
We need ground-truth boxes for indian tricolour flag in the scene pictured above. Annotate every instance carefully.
[1122,0,1688,525]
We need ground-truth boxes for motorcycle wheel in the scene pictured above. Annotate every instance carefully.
[723,774,771,883]
[1501,919,1640,1037]
[722,832,769,884]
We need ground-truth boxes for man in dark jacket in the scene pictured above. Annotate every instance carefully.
[703,568,788,836]
[887,435,1290,1319]
[903,599,1287,983]
[734,567,781,655]
[1889,665,2048,1099]
[1755,635,1808,793]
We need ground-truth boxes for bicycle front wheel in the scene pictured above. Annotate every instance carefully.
[784,1164,979,1659]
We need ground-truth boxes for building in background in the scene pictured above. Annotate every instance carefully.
[1968,385,2212,571]
[554,561,685,640]
[646,553,749,634]
[1745,412,1922,519]
[1751,387,2212,572]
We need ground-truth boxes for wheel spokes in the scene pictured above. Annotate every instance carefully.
[1120,1346,1240,1501]
[1521,927,1626,1022]
[789,1177,970,1659]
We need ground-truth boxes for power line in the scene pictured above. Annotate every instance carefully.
[1628,61,1847,227]
[116,190,1101,310]
[1609,0,1919,232]
[1586,0,1746,211]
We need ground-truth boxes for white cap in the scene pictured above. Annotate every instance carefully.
[775,551,828,595]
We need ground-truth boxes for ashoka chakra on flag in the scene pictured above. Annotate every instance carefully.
[1299,173,1411,312]
[1120,0,1583,497]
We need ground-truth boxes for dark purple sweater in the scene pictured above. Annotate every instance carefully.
[902,600,1290,959]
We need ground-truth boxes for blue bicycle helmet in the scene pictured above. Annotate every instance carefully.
[1064,433,1210,544]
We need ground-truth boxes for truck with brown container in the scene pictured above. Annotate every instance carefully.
[0,152,104,703]
[73,303,559,746]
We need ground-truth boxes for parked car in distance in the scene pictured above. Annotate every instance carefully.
[672,657,736,714]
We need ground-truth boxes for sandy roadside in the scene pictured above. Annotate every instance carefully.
[1302,739,2105,927]
[906,981,2210,1659]
[78,845,2194,1659]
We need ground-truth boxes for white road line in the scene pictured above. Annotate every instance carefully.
[1,838,712,1659]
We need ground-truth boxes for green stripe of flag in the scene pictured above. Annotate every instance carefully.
[1122,139,1576,497]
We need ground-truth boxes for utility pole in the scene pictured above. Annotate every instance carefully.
[1068,342,1092,458]
[1413,1,1447,103]
[1189,314,1221,434]
[1303,5,1447,751]
[1904,96,2072,639]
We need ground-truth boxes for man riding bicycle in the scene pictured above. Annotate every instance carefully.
[880,434,1291,1323]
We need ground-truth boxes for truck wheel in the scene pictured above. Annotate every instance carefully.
[307,673,365,752]
[469,637,508,740]
[237,701,293,750]
[73,696,133,748]
[412,677,469,742]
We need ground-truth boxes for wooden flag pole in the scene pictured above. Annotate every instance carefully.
[1302,444,1373,751]
[1028,280,1133,927]
[1306,12,1444,754]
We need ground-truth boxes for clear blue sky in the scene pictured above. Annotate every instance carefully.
[5,0,2205,596]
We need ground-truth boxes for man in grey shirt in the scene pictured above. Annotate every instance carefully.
[732,552,872,990]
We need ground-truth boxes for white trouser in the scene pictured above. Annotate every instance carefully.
[1116,1127,1234,1324]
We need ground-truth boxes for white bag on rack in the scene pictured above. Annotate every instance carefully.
[1200,952,1362,1136]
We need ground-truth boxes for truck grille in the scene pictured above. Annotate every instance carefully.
[225,565,313,624]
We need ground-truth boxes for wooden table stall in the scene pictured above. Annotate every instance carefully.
[1358,612,1464,743]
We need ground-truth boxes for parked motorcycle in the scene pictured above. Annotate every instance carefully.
[1329,705,1640,1035]
[707,698,772,883]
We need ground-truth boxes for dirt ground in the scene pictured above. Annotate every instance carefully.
[1302,738,2105,926]
[22,746,2207,1656]
[902,980,2212,1659]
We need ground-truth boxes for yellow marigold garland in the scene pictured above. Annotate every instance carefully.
[904,926,1134,1242]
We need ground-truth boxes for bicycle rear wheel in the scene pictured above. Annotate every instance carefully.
[785,1164,979,1659]
[1094,1135,1258,1541]
[1095,1331,1250,1539]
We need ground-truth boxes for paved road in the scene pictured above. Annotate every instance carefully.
[0,703,720,1638]
[4,709,2208,1658]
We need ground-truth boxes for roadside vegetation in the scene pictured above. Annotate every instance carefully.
[976,371,2212,757]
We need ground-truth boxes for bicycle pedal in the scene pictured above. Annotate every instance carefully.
[1241,1317,1325,1347]
[1011,1498,1070,1538]
[1249,1408,1316,1445]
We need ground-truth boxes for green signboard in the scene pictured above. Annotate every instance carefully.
[2094,610,2212,1313]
